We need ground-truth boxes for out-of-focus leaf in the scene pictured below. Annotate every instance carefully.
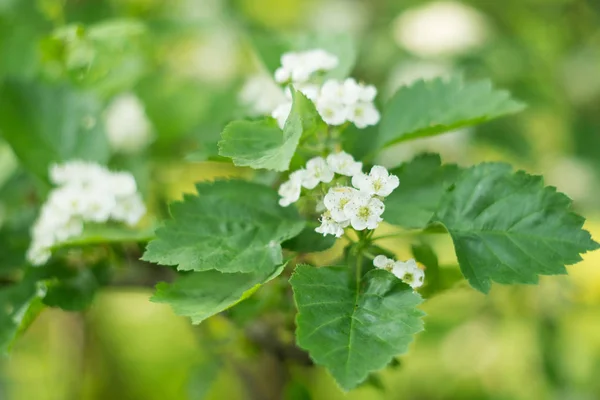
[291,265,424,391]
[433,163,599,293]
[143,180,305,274]
[282,224,337,254]
[0,279,46,355]
[377,77,525,148]
[0,80,110,182]
[152,264,284,324]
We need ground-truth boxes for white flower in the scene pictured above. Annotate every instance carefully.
[323,186,358,222]
[315,211,349,238]
[315,98,348,126]
[278,170,306,207]
[302,157,334,189]
[326,151,362,177]
[104,94,153,153]
[27,161,147,266]
[347,102,380,128]
[343,191,385,230]
[275,49,339,84]
[352,166,399,197]
[373,255,396,272]
[393,1,488,58]
[392,259,425,289]
[272,102,292,129]
[239,74,287,115]
[320,79,361,105]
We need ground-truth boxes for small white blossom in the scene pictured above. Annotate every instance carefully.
[302,157,334,189]
[278,170,306,207]
[323,186,358,222]
[352,166,399,197]
[326,151,362,176]
[315,211,349,238]
[275,49,339,84]
[239,74,287,115]
[27,161,147,266]
[347,102,380,129]
[104,94,153,153]
[392,259,425,289]
[343,191,385,230]
[316,98,348,126]
[373,255,396,272]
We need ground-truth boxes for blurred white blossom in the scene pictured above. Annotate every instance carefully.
[393,1,488,58]
[105,94,153,153]
[239,74,287,116]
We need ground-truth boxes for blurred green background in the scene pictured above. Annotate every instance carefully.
[1,0,600,399]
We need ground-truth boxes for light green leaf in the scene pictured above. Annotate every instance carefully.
[432,163,600,293]
[218,90,324,171]
[56,224,156,249]
[377,77,525,148]
[0,80,110,181]
[291,265,424,391]
[0,279,46,355]
[152,264,284,324]
[386,154,460,229]
[142,180,305,273]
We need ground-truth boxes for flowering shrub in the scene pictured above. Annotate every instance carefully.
[0,40,598,394]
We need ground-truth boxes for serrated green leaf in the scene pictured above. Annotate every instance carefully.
[152,264,284,324]
[386,154,461,229]
[0,80,110,181]
[142,180,305,273]
[218,90,324,171]
[432,163,599,293]
[291,265,424,391]
[0,279,46,355]
[377,77,525,148]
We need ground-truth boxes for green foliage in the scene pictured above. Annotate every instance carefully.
[218,90,324,171]
[385,154,460,229]
[433,163,599,293]
[142,180,305,274]
[291,265,424,391]
[0,279,45,355]
[0,80,109,181]
[152,264,284,324]
[377,77,525,148]
[282,224,337,253]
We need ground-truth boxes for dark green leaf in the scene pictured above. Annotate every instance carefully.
[291,265,424,391]
[0,80,110,181]
[386,154,461,229]
[218,90,324,171]
[377,77,525,148]
[432,163,599,293]
[142,180,305,273]
[43,268,99,311]
[282,224,337,254]
[152,264,284,324]
[0,279,45,355]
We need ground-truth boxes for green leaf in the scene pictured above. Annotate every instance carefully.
[142,180,305,273]
[0,80,110,181]
[218,90,324,171]
[291,265,424,391]
[250,32,356,80]
[152,264,285,324]
[377,77,525,148]
[385,154,461,229]
[0,279,46,355]
[432,163,600,293]
[282,224,337,254]
[56,224,156,249]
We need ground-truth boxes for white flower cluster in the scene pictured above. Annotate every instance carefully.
[278,151,399,238]
[104,94,153,154]
[269,49,380,129]
[373,255,425,289]
[26,161,146,266]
